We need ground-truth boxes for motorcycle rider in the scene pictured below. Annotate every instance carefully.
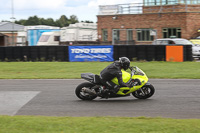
[100,57,133,95]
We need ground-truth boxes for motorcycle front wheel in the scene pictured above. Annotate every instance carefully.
[75,82,97,100]
[132,84,155,99]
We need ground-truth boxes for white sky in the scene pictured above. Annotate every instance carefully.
[0,0,142,23]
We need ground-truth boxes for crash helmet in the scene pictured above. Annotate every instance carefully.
[119,57,130,70]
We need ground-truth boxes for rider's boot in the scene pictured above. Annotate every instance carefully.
[102,89,109,99]
[108,85,120,94]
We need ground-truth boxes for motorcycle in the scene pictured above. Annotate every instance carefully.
[75,66,155,100]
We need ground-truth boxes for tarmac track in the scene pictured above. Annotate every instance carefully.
[0,79,200,118]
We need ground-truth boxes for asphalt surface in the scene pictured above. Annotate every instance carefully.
[0,79,200,118]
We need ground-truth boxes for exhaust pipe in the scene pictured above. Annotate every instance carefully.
[82,88,96,95]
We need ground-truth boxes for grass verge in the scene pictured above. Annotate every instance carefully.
[0,62,200,79]
[0,116,200,133]
[0,62,200,132]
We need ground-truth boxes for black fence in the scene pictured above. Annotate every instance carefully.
[114,45,193,61]
[0,46,69,61]
[0,45,193,62]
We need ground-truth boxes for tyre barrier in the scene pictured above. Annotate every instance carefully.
[0,45,193,62]
[0,46,69,61]
[113,45,192,62]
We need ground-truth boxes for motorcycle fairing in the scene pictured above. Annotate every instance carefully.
[111,70,148,95]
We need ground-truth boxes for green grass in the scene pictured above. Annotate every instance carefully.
[0,62,200,79]
[0,116,200,133]
[0,62,200,132]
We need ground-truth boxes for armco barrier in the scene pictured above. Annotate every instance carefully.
[0,45,193,62]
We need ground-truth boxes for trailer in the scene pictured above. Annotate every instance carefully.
[36,23,98,46]
[37,31,60,46]
[60,23,97,42]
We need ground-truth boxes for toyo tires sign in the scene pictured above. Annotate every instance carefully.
[68,45,114,62]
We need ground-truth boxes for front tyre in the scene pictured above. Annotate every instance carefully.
[132,84,155,99]
[75,82,97,100]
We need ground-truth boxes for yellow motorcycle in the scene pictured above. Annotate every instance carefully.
[75,66,155,100]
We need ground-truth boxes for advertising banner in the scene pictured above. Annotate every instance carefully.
[68,45,114,62]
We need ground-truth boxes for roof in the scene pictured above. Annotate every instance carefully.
[0,33,8,36]
[0,22,24,32]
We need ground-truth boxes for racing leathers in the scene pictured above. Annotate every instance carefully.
[100,61,132,93]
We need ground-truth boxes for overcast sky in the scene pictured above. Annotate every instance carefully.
[0,0,142,23]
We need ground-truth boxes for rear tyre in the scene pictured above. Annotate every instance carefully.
[75,82,97,100]
[132,84,155,99]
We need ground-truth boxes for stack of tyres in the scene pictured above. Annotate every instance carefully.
[118,45,128,58]
[155,45,165,61]
[47,46,56,61]
[183,45,193,61]
[113,45,120,60]
[66,46,69,61]
[5,47,13,61]
[56,46,68,61]
[127,45,136,61]
[146,45,155,61]
[0,47,5,61]
[13,47,22,61]
[30,46,39,61]
[187,45,193,61]
[113,45,119,60]
[21,46,30,61]
[38,46,48,61]
[136,45,146,61]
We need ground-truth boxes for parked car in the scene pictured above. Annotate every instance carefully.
[152,38,200,59]
[190,36,200,45]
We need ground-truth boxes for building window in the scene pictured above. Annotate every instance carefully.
[39,35,50,42]
[137,29,154,41]
[144,0,183,6]
[179,0,200,4]
[145,0,200,5]
[113,29,120,41]
[127,29,133,41]
[162,28,181,38]
[54,36,60,41]
[102,29,108,41]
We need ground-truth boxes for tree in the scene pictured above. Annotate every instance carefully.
[39,18,46,25]
[24,15,40,25]
[58,15,69,27]
[46,18,56,26]
[68,15,79,24]
[12,15,94,27]
[15,19,26,25]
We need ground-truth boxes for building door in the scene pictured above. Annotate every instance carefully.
[0,36,5,46]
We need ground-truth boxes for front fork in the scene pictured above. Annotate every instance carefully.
[138,82,151,96]
[145,82,151,86]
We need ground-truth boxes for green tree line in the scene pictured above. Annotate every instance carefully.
[14,15,93,27]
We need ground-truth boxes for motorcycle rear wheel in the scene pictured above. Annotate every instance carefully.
[132,84,155,99]
[75,82,97,100]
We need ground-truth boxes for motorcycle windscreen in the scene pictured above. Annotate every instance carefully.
[111,70,131,85]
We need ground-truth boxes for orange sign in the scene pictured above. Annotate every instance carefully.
[166,46,183,62]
